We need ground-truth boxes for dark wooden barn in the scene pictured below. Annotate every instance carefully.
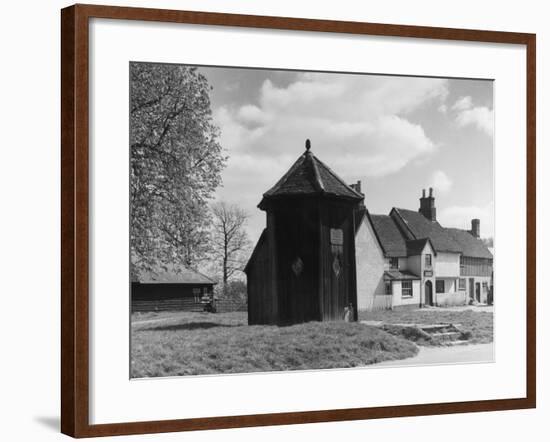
[131,264,216,312]
[244,140,364,325]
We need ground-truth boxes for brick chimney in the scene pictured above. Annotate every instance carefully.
[349,180,362,194]
[419,187,436,221]
[471,219,480,238]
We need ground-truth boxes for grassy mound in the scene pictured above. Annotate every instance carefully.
[131,312,418,378]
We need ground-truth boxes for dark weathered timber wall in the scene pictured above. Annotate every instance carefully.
[132,298,204,312]
[246,234,272,324]
[318,201,358,321]
[131,283,214,312]
[274,201,320,325]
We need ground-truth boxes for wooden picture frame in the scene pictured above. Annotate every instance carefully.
[61,3,536,438]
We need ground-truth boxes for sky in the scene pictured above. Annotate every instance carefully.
[197,65,494,245]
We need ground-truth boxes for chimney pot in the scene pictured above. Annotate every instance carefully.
[422,189,426,198]
[429,187,433,197]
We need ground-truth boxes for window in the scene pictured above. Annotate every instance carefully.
[435,279,445,293]
[402,280,413,298]
[385,281,392,295]
[193,287,201,303]
[389,257,399,269]
[425,254,432,267]
[459,278,466,291]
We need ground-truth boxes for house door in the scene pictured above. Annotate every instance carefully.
[475,283,481,302]
[425,281,433,306]
[469,278,475,300]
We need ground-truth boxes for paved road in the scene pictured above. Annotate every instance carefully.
[374,343,494,367]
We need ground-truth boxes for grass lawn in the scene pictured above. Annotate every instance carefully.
[359,308,493,346]
[131,312,418,378]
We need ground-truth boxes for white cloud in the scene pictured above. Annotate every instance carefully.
[451,96,473,111]
[438,202,494,238]
[438,104,447,114]
[455,106,494,136]
[451,95,493,136]
[214,73,447,176]
[430,170,453,193]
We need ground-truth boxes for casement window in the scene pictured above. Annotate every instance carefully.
[425,254,432,267]
[459,278,466,291]
[385,281,392,295]
[402,280,413,298]
[435,279,445,293]
[389,257,399,270]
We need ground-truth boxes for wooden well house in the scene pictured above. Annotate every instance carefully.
[244,140,364,325]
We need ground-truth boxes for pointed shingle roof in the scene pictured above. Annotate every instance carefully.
[259,141,363,208]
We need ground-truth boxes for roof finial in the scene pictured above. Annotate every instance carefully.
[305,139,311,152]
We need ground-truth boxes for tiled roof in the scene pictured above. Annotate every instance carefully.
[391,208,463,254]
[368,213,408,257]
[406,238,432,256]
[134,263,216,284]
[445,228,494,259]
[261,147,363,204]
[384,270,420,281]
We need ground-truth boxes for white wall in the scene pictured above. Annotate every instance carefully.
[1,1,547,442]
[355,217,387,310]
[393,280,421,307]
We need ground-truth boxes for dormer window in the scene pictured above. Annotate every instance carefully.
[389,257,399,270]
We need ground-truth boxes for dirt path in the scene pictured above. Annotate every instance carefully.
[373,343,494,367]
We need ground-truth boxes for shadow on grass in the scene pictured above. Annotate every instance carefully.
[139,322,241,332]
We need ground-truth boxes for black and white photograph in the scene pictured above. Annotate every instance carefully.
[130,62,494,378]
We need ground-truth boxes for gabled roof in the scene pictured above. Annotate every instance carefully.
[384,270,420,281]
[445,228,494,259]
[260,145,363,207]
[134,263,216,285]
[368,213,408,257]
[391,208,463,254]
[406,238,435,257]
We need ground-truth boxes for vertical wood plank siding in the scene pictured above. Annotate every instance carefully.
[460,257,493,276]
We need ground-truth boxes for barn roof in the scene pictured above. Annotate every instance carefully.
[391,208,463,254]
[259,141,363,207]
[134,263,217,284]
[445,228,494,259]
[367,213,408,257]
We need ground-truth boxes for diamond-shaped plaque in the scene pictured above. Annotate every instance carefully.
[332,255,341,278]
[291,257,304,276]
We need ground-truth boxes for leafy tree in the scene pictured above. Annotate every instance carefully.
[130,63,226,277]
[211,202,251,290]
